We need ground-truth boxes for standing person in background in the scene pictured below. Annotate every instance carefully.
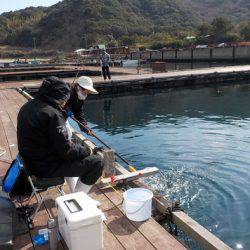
[100,49,111,80]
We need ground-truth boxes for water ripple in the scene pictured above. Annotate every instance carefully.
[85,82,250,249]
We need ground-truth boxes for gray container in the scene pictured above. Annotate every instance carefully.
[47,218,58,250]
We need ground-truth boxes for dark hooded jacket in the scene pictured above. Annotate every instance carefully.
[17,77,90,177]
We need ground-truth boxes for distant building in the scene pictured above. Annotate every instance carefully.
[185,36,196,40]
[195,45,208,49]
[237,42,250,46]
[93,44,106,50]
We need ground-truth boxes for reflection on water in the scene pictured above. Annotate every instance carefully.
[83,82,250,249]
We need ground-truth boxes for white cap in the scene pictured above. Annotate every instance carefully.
[76,76,98,94]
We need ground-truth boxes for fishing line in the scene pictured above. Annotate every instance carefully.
[0,147,6,157]
[68,113,138,172]
[72,67,81,85]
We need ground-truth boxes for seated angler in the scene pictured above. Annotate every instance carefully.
[17,76,103,194]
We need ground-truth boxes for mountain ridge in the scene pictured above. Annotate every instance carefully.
[0,0,249,50]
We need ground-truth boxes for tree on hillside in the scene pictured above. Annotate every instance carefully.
[223,33,240,43]
[210,17,233,42]
[240,22,250,41]
[196,22,212,44]
[120,35,135,46]
[197,22,211,37]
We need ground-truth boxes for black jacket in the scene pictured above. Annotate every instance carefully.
[17,77,89,177]
[67,84,87,128]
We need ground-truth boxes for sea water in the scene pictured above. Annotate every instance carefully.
[78,82,250,249]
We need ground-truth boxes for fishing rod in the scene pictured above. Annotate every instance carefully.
[67,112,137,172]
[72,68,81,85]
[69,68,136,172]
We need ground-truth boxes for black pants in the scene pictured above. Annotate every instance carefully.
[51,155,104,185]
[102,66,111,80]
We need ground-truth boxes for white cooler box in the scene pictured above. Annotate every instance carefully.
[56,192,105,250]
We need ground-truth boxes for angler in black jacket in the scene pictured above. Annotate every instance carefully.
[17,77,103,192]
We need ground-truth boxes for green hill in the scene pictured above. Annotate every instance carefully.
[0,0,249,50]
[0,7,47,46]
[188,0,250,22]
[0,0,200,50]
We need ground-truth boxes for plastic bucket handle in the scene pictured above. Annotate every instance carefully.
[123,199,150,215]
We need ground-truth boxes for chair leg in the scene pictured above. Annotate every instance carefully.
[30,189,50,220]
[30,200,43,220]
[57,186,65,196]
[27,191,35,206]
[30,186,64,220]
[27,176,41,205]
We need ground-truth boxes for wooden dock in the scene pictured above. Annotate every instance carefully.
[0,65,139,82]
[0,66,90,81]
[1,65,250,96]
[0,67,234,250]
[93,65,250,95]
[0,88,187,249]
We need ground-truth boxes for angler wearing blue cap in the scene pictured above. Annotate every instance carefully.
[17,76,103,194]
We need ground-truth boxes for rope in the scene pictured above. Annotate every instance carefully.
[0,147,6,157]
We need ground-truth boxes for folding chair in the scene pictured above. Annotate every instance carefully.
[17,155,65,221]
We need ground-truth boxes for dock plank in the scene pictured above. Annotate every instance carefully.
[0,89,44,249]
[11,88,29,106]
[105,208,155,250]
[1,64,250,90]
[89,186,155,250]
[20,184,126,250]
[0,160,11,177]
[0,91,18,159]
[13,234,34,250]
[98,185,187,250]
[0,89,124,250]
[45,185,125,250]
[0,91,14,163]
[0,89,188,250]
[0,116,12,162]
[18,192,65,250]
[0,88,28,163]
[1,89,21,129]
[103,223,125,250]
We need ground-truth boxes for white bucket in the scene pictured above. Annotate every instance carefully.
[123,188,153,222]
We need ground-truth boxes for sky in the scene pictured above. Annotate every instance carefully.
[0,0,61,14]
